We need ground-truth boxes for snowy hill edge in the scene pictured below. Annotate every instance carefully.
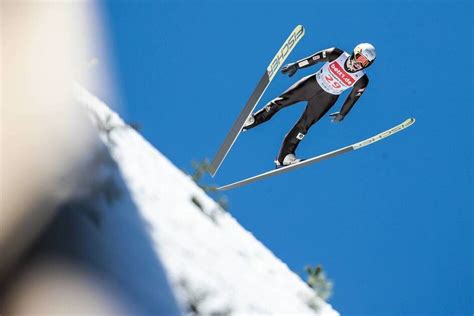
[74,84,339,316]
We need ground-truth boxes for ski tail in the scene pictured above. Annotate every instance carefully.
[209,25,305,177]
[217,118,415,191]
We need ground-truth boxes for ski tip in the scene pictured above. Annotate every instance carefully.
[296,24,305,35]
[405,117,416,125]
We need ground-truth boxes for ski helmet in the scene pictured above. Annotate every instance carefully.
[351,43,376,69]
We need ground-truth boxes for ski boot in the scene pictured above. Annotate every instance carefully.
[242,115,256,132]
[274,154,301,169]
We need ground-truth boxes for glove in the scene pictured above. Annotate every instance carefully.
[329,111,344,123]
[281,62,298,77]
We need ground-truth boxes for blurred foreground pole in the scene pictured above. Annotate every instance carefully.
[0,2,132,314]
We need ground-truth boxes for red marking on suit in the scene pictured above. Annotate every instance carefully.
[329,62,355,86]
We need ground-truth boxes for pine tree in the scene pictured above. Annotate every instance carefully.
[190,159,229,214]
[305,265,333,301]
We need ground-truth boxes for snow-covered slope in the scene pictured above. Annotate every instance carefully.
[75,85,339,315]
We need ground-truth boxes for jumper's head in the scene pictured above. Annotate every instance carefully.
[349,43,376,70]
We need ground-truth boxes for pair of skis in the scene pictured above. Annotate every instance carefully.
[210,25,415,191]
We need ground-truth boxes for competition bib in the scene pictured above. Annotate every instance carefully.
[316,52,365,95]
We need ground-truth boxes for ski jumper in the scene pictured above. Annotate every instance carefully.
[247,47,370,163]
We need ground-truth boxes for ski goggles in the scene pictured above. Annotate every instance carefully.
[354,53,371,67]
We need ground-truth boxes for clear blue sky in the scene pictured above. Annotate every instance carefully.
[100,1,472,315]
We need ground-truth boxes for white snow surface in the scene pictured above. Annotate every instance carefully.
[75,84,339,316]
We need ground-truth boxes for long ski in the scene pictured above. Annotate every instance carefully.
[209,25,305,177]
[217,118,415,191]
